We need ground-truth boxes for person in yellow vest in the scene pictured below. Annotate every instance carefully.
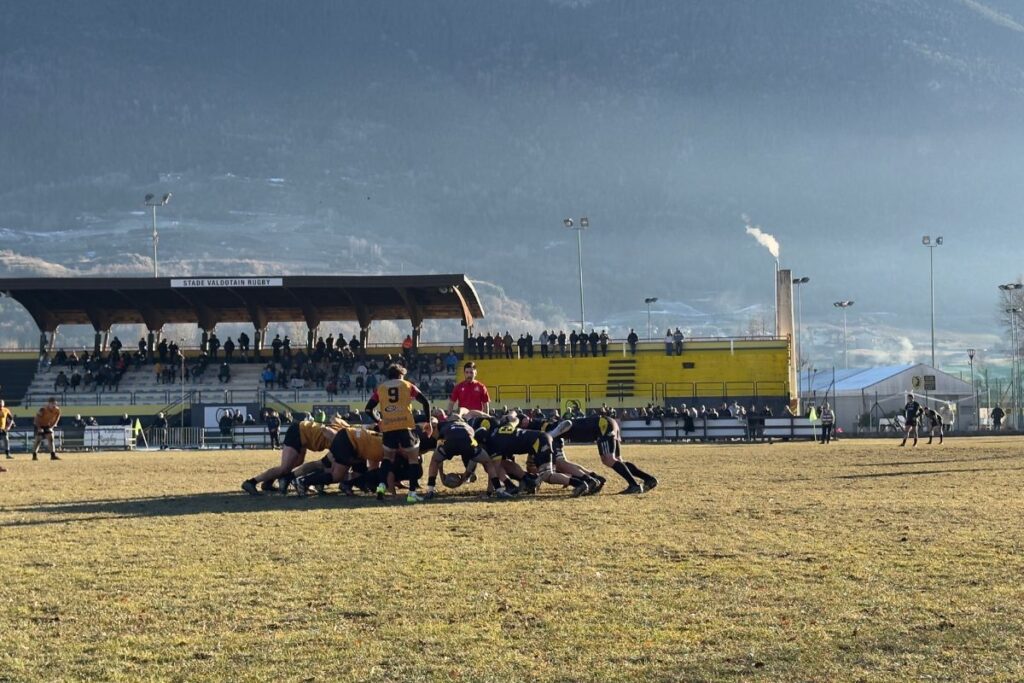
[32,397,61,461]
[241,418,343,495]
[1,399,14,460]
[365,364,431,502]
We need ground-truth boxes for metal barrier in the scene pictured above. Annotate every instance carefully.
[619,417,820,442]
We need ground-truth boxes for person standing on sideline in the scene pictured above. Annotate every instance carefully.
[819,402,835,444]
[1,399,14,459]
[448,362,490,415]
[32,397,61,461]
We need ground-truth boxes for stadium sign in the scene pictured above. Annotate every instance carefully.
[171,278,283,288]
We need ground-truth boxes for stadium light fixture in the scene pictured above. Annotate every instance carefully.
[644,297,658,341]
[564,216,589,332]
[791,277,810,378]
[833,300,854,369]
[922,235,943,367]
[1000,283,1023,430]
[145,192,173,278]
[967,348,977,431]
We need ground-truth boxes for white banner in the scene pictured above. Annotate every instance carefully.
[170,277,283,288]
[84,426,134,449]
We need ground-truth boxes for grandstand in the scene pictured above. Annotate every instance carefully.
[0,273,797,430]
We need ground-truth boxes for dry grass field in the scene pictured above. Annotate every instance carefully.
[1,437,1023,682]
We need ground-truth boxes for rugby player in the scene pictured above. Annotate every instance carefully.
[924,406,944,445]
[898,394,923,447]
[484,417,598,497]
[423,411,517,499]
[241,418,340,495]
[365,364,431,501]
[31,397,61,461]
[547,413,657,494]
[1,399,13,460]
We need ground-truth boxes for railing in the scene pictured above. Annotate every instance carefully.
[21,388,262,407]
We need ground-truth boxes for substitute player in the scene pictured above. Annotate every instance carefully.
[31,397,61,461]
[365,364,431,501]
[241,418,340,495]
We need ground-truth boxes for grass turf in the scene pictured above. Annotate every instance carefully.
[1,438,1023,682]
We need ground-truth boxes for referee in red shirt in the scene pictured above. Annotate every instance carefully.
[448,361,490,414]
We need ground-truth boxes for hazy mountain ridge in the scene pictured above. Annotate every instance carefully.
[2,0,1023,355]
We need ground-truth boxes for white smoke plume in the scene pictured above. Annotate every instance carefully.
[742,215,780,260]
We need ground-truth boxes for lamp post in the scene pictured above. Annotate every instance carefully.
[921,235,943,367]
[967,348,977,431]
[792,276,810,378]
[563,216,589,332]
[833,300,854,369]
[644,297,658,341]
[144,193,172,278]
[999,283,1022,429]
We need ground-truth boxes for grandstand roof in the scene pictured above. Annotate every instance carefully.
[0,275,484,332]
[801,364,972,395]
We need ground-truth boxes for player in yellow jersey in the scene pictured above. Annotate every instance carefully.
[1,399,14,460]
[241,418,342,495]
[32,397,61,461]
[365,364,431,502]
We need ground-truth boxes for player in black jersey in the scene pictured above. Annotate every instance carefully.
[520,413,607,493]
[899,394,923,447]
[923,407,944,445]
[548,414,657,494]
[423,412,517,499]
[484,420,599,497]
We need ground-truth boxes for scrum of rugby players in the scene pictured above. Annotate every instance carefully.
[243,364,658,501]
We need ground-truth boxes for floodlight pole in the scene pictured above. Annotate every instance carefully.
[833,300,854,369]
[967,348,976,431]
[922,235,942,367]
[999,283,1022,430]
[644,297,658,341]
[792,276,809,378]
[564,217,588,332]
[145,193,172,278]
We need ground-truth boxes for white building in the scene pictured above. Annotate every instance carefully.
[800,364,977,434]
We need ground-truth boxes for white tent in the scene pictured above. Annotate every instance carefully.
[800,364,977,434]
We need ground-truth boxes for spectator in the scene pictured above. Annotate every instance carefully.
[266,410,281,448]
[503,331,514,359]
[664,330,674,355]
[157,339,169,363]
[588,329,599,357]
[237,331,250,358]
[365,371,378,396]
[153,412,169,449]
[223,337,235,363]
[402,334,414,362]
[218,409,235,446]
[627,328,639,355]
[673,328,685,356]
[517,334,527,359]
[557,330,567,357]
[154,362,163,384]
[348,334,361,354]
[483,333,493,359]
[991,404,1005,430]
[72,414,87,429]
[69,371,81,392]
[138,337,147,358]
[569,330,578,357]
[119,413,132,427]
[539,331,549,358]
[218,363,231,383]
[272,334,283,361]
[599,330,609,356]
[85,416,99,426]
[261,365,275,386]
[208,333,221,361]
[445,348,459,373]
[326,333,335,354]
[525,332,534,358]
[54,371,69,393]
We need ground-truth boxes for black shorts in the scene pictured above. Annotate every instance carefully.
[36,427,54,436]
[328,435,361,467]
[439,432,483,463]
[283,423,303,450]
[382,429,419,450]
[905,419,917,428]
[596,433,617,457]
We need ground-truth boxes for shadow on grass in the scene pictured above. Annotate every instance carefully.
[835,465,1024,480]
[850,453,1024,468]
[0,489,525,528]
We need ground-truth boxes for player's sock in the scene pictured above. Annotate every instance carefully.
[568,476,585,487]
[427,474,438,487]
[624,462,653,480]
[489,476,502,491]
[407,463,423,491]
[378,459,392,484]
[260,479,276,491]
[302,470,333,487]
[612,461,639,486]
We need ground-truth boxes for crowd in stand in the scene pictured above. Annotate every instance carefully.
[464,330,615,359]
